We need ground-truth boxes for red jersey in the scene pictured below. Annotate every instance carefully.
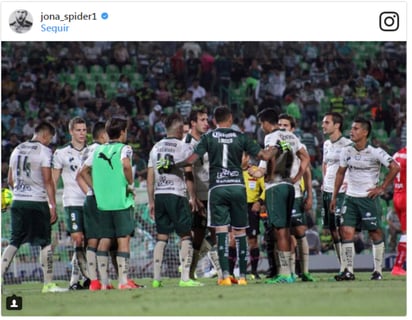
[393,147,406,194]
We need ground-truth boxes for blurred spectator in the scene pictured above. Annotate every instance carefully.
[386,208,402,253]
[187,78,206,102]
[320,228,333,253]
[305,215,321,255]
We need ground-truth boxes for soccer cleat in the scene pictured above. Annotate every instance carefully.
[152,280,163,288]
[238,277,247,285]
[250,272,261,280]
[301,272,316,282]
[82,278,91,289]
[265,274,294,284]
[229,275,238,284]
[370,271,383,280]
[127,279,145,288]
[217,277,232,286]
[391,266,406,276]
[69,282,84,290]
[89,279,102,291]
[101,283,115,290]
[42,283,69,293]
[179,279,204,287]
[118,280,143,290]
[334,269,355,281]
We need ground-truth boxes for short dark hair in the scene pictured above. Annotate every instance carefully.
[353,117,372,138]
[92,121,106,140]
[105,115,128,139]
[278,113,296,128]
[35,121,56,136]
[324,112,344,131]
[258,108,278,125]
[165,113,184,130]
[214,106,232,124]
[188,107,208,124]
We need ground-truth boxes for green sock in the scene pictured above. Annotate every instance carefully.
[217,232,229,278]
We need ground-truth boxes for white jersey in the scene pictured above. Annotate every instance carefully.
[9,141,53,202]
[148,137,194,197]
[259,129,303,189]
[183,133,209,201]
[81,142,100,196]
[322,136,352,193]
[340,144,394,197]
[291,144,306,198]
[53,143,88,206]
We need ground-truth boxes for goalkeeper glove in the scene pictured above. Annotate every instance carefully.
[156,154,175,173]
[275,140,292,153]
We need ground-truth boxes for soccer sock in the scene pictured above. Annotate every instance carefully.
[96,251,109,286]
[250,247,260,274]
[297,235,310,274]
[86,247,98,280]
[76,247,90,279]
[180,239,193,282]
[372,240,385,273]
[394,235,407,268]
[189,249,201,279]
[116,251,130,285]
[235,234,248,279]
[341,241,354,273]
[277,250,291,276]
[40,245,53,284]
[228,246,237,276]
[153,240,167,281]
[333,241,344,272]
[70,251,81,286]
[1,245,18,277]
[217,232,230,278]
[266,241,276,276]
[290,250,296,275]
[207,245,223,278]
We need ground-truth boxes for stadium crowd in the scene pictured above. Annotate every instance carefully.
[1,41,407,284]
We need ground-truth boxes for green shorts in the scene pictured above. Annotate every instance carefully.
[341,195,382,231]
[208,185,248,228]
[100,206,135,238]
[154,194,192,235]
[64,206,85,234]
[290,197,307,227]
[322,192,345,231]
[10,200,51,248]
[265,183,295,228]
[83,195,102,239]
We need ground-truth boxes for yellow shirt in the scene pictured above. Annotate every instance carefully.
[243,165,265,203]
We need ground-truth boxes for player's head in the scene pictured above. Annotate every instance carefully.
[92,121,108,143]
[15,10,28,24]
[189,107,208,135]
[213,106,232,125]
[278,113,296,132]
[68,116,87,144]
[322,112,344,134]
[105,114,129,141]
[351,117,372,141]
[258,108,279,134]
[34,121,56,146]
[165,113,185,139]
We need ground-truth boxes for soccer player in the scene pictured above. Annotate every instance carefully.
[148,113,203,288]
[330,117,400,280]
[184,107,222,280]
[52,116,90,290]
[167,106,276,286]
[321,112,352,276]
[391,146,406,276]
[1,121,68,293]
[278,113,315,282]
[82,115,139,289]
[251,108,310,284]
[76,122,113,290]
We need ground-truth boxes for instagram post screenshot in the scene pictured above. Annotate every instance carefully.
[0,0,408,318]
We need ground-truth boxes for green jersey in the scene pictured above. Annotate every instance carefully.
[92,142,134,210]
[194,127,261,188]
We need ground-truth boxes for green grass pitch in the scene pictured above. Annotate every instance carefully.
[1,272,406,316]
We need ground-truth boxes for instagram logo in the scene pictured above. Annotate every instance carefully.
[379,12,399,31]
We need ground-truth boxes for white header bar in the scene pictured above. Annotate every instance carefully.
[1,1,407,41]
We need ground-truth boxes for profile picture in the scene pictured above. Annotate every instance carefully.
[9,9,33,34]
